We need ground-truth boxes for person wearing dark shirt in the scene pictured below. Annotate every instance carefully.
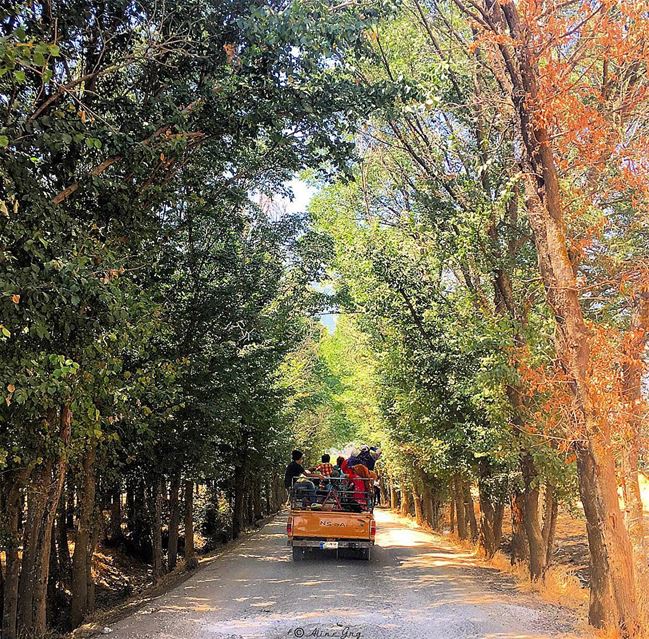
[284,449,306,489]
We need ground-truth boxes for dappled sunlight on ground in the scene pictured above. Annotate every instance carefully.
[108,510,581,639]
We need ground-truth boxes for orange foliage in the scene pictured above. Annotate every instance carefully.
[483,1,649,457]
[514,0,649,203]
[515,312,648,456]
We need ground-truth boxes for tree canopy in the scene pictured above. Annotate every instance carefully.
[1,1,648,638]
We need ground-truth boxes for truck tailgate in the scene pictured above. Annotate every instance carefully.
[290,510,372,540]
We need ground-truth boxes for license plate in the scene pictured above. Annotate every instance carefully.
[321,541,338,550]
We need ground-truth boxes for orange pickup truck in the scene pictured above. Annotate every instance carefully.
[287,476,376,560]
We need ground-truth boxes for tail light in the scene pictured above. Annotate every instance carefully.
[370,519,376,538]
[287,517,293,537]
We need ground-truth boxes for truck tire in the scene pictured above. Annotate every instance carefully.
[292,547,305,561]
[359,547,370,560]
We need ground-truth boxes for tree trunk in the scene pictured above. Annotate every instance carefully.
[131,479,149,559]
[463,480,478,542]
[412,484,424,526]
[66,480,75,529]
[449,494,455,533]
[47,526,59,628]
[422,483,433,527]
[232,464,246,539]
[56,494,72,583]
[264,478,272,515]
[168,473,181,571]
[430,487,443,531]
[390,482,399,512]
[18,405,71,637]
[520,453,546,580]
[620,291,649,562]
[453,475,467,540]
[253,477,263,522]
[399,482,410,517]
[109,483,122,543]
[273,474,284,512]
[576,442,643,632]
[150,477,164,584]
[2,472,27,639]
[246,481,254,526]
[0,555,4,627]
[184,480,197,569]
[542,484,558,568]
[478,492,497,558]
[510,489,528,563]
[71,444,97,628]
[87,509,101,616]
[494,502,504,550]
[126,482,135,533]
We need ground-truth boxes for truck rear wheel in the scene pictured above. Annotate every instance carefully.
[359,547,370,560]
[292,547,305,561]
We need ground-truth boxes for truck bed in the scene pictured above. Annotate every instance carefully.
[288,509,374,546]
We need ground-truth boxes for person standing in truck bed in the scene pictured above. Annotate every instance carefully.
[284,449,307,491]
[315,454,334,477]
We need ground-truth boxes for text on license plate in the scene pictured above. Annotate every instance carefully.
[321,541,339,550]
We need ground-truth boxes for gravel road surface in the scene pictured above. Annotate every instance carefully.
[107,509,580,639]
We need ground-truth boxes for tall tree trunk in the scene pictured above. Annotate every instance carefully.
[520,453,546,580]
[66,480,75,529]
[477,487,496,557]
[273,474,284,512]
[542,484,558,569]
[390,481,399,512]
[47,527,59,628]
[453,475,467,540]
[18,406,71,637]
[463,480,478,542]
[246,480,254,526]
[576,443,618,629]
[168,473,181,571]
[109,483,122,543]
[264,478,272,515]
[429,484,443,531]
[493,502,505,551]
[399,481,410,517]
[449,494,455,533]
[412,484,424,526]
[620,291,649,562]
[150,477,164,584]
[422,483,433,527]
[232,464,246,539]
[0,555,4,627]
[86,509,101,616]
[253,477,263,522]
[510,488,528,563]
[56,494,72,583]
[2,471,27,639]
[132,479,149,559]
[71,444,97,628]
[126,481,135,533]
[184,480,197,569]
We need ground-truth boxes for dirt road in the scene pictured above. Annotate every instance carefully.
[107,510,579,639]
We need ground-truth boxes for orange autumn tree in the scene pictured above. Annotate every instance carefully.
[451,0,649,634]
